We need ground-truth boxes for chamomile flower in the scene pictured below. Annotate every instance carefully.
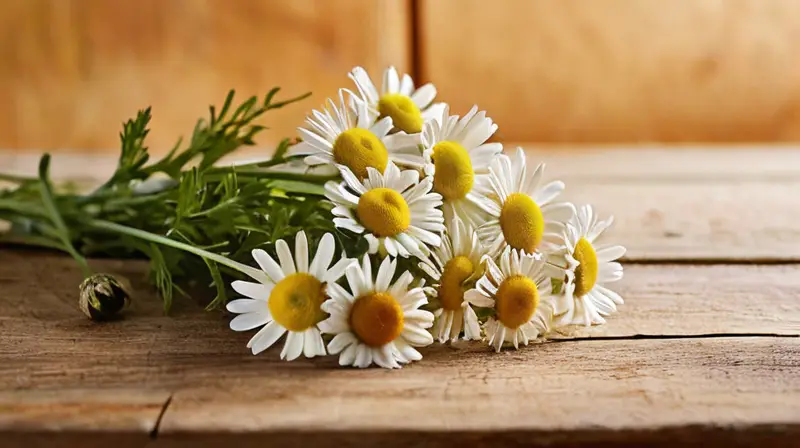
[289,90,423,179]
[421,105,503,227]
[318,255,435,369]
[466,248,561,352]
[550,205,625,327]
[473,147,575,257]
[226,231,354,360]
[325,161,445,259]
[418,218,487,343]
[349,65,445,134]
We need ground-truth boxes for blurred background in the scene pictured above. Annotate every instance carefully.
[2,0,799,154]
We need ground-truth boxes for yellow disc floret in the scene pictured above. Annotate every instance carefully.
[357,188,411,237]
[332,128,389,179]
[268,273,327,332]
[431,141,474,200]
[437,256,475,310]
[349,292,404,347]
[572,237,598,297]
[499,193,544,253]
[495,275,539,329]
[378,93,423,134]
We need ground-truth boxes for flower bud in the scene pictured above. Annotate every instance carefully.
[79,274,131,321]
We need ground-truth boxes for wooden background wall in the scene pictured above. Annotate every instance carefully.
[1,0,799,153]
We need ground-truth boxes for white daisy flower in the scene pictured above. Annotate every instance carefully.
[550,204,625,327]
[473,147,575,257]
[225,231,354,360]
[465,248,561,352]
[289,90,423,179]
[318,255,435,369]
[421,105,503,228]
[348,65,445,135]
[325,161,445,259]
[418,218,488,343]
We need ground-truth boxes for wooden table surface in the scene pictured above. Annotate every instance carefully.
[1,147,799,447]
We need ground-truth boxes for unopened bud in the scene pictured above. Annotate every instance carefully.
[79,274,131,321]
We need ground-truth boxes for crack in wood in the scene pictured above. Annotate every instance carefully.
[551,333,800,343]
[622,258,800,265]
[150,393,173,440]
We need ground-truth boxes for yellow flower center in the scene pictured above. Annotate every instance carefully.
[431,141,474,200]
[378,93,423,134]
[356,188,411,237]
[437,256,475,311]
[349,292,404,347]
[572,237,598,297]
[495,275,539,329]
[268,273,327,332]
[332,128,389,179]
[499,193,544,253]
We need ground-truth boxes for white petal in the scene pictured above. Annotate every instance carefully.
[375,257,396,292]
[309,233,335,278]
[462,305,482,340]
[402,325,434,346]
[324,257,356,283]
[340,342,359,366]
[249,321,286,355]
[346,264,366,298]
[230,312,270,332]
[328,332,357,354]
[410,84,436,108]
[404,309,435,326]
[399,74,414,96]
[465,289,495,307]
[252,249,284,283]
[596,245,626,263]
[281,332,304,361]
[383,66,400,94]
[595,284,624,305]
[276,239,296,276]
[535,181,565,205]
[230,281,272,301]
[302,327,324,357]
[355,345,373,368]
[226,298,266,314]
[361,255,374,291]
[295,231,309,273]
[393,338,422,363]
[370,117,394,138]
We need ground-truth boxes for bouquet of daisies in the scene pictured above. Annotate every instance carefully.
[225,66,625,368]
[0,66,624,369]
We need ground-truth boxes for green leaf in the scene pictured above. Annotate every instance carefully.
[203,259,228,311]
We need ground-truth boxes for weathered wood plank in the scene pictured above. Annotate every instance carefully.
[420,0,800,143]
[0,0,411,152]
[153,338,800,441]
[3,147,798,260]
[2,339,797,446]
[0,250,798,445]
[0,251,797,391]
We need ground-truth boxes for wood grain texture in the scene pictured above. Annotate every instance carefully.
[0,0,410,152]
[3,146,799,261]
[419,0,800,143]
[0,249,798,387]
[0,249,798,445]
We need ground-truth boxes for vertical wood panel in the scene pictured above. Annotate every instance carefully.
[0,0,411,153]
[419,0,800,143]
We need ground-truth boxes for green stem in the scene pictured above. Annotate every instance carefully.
[0,172,36,184]
[206,156,288,173]
[88,219,268,284]
[204,169,338,183]
[38,154,92,277]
